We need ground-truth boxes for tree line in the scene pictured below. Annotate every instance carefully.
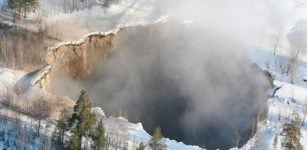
[53,90,167,150]
[0,27,48,70]
[8,0,38,20]
[0,87,167,149]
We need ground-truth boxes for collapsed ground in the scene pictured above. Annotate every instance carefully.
[0,0,307,150]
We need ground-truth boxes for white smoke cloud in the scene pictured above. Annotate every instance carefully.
[46,0,293,149]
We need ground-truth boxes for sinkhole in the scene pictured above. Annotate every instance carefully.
[46,23,269,150]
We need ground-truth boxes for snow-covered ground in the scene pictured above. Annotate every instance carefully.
[0,68,26,96]
[0,104,202,150]
[101,115,202,150]
[236,80,307,149]
[16,0,167,41]
[239,41,307,150]
[236,1,307,148]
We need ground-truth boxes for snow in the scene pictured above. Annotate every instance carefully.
[47,15,168,53]
[0,68,26,95]
[15,0,168,41]
[239,31,307,150]
[241,18,307,148]
[237,88,307,149]
[0,66,202,149]
[0,107,55,150]
[236,50,307,148]
[275,81,307,103]
[102,116,202,150]
[249,48,307,87]
[238,1,307,147]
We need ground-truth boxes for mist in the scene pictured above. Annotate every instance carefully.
[44,0,285,149]
[64,22,268,149]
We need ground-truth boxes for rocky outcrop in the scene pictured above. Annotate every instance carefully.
[30,16,168,89]
[46,33,115,79]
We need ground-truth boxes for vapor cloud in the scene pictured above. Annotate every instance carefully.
[77,23,269,149]
[46,0,288,149]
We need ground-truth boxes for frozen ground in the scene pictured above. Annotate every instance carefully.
[0,68,26,96]
[239,38,307,150]
[101,114,202,150]
[236,80,307,150]
[236,1,307,148]
[18,0,167,41]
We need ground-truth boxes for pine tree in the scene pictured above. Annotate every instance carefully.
[68,90,97,149]
[93,119,106,150]
[53,109,69,149]
[76,90,96,136]
[149,126,166,150]
[68,129,81,150]
[69,90,96,135]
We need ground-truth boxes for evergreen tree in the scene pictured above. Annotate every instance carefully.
[68,90,97,149]
[53,109,69,149]
[282,121,303,150]
[149,127,166,150]
[68,129,81,150]
[75,90,96,136]
[93,119,106,150]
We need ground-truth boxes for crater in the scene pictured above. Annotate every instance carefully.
[44,23,269,150]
